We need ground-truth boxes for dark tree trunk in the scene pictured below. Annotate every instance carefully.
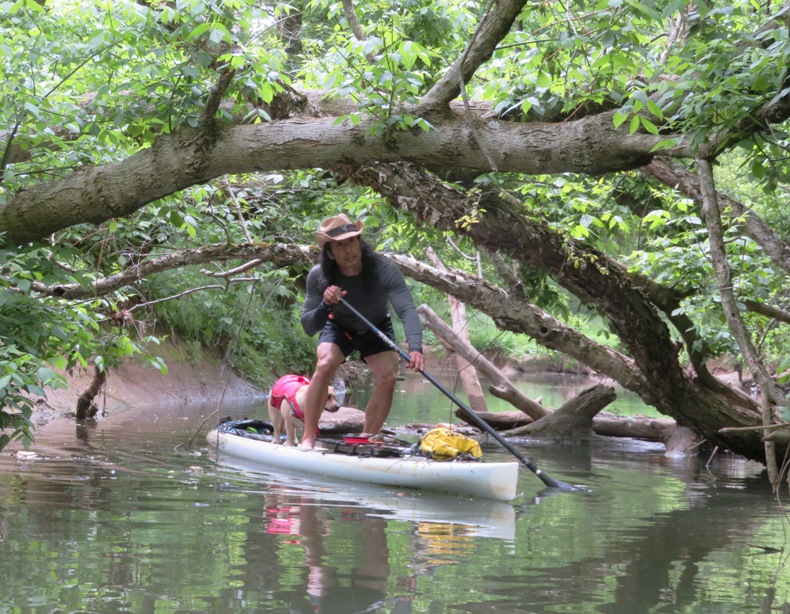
[339,161,780,466]
[75,367,107,420]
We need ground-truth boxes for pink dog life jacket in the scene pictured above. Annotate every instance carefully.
[270,374,311,422]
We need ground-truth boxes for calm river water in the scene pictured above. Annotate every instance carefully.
[1,371,789,613]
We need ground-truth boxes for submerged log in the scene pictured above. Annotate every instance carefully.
[473,411,532,429]
[318,406,365,434]
[593,414,677,441]
[319,403,693,453]
[473,410,679,443]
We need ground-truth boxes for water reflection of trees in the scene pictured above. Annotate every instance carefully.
[454,472,789,613]
[4,405,788,612]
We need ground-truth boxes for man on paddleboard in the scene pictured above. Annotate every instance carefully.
[299,214,424,450]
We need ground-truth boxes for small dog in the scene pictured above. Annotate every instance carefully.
[267,375,340,446]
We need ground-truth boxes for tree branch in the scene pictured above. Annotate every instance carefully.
[0,112,666,245]
[696,157,783,487]
[388,252,646,392]
[34,243,316,299]
[420,0,528,109]
[744,299,790,326]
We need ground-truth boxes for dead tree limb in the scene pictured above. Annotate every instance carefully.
[417,303,551,420]
[425,247,488,412]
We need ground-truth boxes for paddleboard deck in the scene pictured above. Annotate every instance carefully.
[206,419,520,501]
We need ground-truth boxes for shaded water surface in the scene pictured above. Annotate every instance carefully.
[1,372,789,613]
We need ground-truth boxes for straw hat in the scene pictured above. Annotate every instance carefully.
[314,214,364,248]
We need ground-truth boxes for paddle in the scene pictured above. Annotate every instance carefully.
[338,298,581,491]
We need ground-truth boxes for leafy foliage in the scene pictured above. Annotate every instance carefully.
[0,242,164,446]
[3,0,790,454]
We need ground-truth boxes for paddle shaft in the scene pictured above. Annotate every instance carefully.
[337,298,574,490]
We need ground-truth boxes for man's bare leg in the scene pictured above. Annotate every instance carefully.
[361,351,399,436]
[300,342,344,450]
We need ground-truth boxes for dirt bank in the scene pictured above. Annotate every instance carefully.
[34,343,266,426]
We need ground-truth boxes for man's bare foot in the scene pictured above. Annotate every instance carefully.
[299,439,315,451]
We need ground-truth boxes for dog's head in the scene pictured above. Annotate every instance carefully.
[323,386,341,413]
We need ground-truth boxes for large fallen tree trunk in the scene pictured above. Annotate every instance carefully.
[418,302,687,448]
[476,410,679,443]
[321,399,698,453]
[449,383,707,456]
[339,160,785,466]
[417,276,712,454]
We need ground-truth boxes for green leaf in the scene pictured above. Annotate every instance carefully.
[751,159,766,179]
[640,117,659,135]
[646,100,663,119]
[23,101,41,120]
[399,41,415,70]
[650,138,678,152]
[35,366,58,384]
[188,22,211,41]
[536,71,551,88]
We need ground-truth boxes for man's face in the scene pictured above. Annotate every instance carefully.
[328,236,362,271]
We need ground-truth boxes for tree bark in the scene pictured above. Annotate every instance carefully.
[696,158,784,487]
[594,414,678,443]
[0,112,664,245]
[477,410,680,446]
[338,161,783,465]
[75,367,107,421]
[446,296,489,412]
[474,411,532,429]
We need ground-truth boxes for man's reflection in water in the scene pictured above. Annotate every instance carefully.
[263,493,416,613]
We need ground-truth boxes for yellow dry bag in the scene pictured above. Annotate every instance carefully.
[420,428,483,460]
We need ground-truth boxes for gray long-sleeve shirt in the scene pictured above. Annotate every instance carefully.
[300,257,422,353]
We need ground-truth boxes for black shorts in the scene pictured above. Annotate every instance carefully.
[319,316,396,360]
